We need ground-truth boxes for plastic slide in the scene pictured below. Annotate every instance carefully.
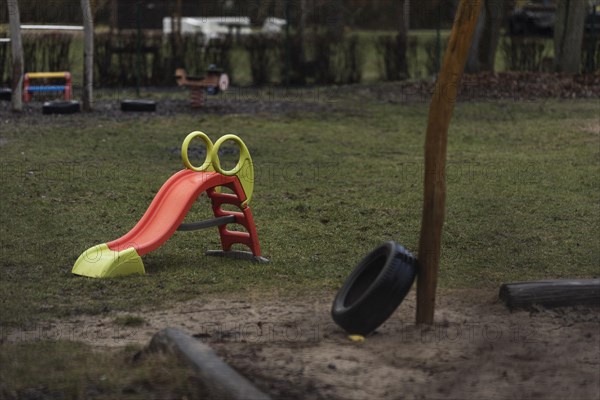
[72,132,264,278]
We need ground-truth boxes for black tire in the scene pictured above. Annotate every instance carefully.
[42,101,81,115]
[331,241,417,336]
[121,99,156,112]
[0,88,11,101]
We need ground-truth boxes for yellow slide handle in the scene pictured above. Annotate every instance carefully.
[181,131,255,204]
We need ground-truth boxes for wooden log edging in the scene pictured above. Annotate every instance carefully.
[147,327,271,400]
[499,279,600,310]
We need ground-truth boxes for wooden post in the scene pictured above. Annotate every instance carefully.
[7,0,23,112]
[416,0,481,325]
[81,0,94,111]
[500,279,600,310]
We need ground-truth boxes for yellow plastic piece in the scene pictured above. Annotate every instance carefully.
[26,72,70,79]
[181,131,215,172]
[212,134,254,205]
[72,243,145,278]
[348,335,365,343]
[181,131,254,205]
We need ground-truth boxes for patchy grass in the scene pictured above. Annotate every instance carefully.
[0,98,598,327]
[113,315,147,328]
[0,341,205,399]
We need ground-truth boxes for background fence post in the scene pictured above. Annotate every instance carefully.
[81,0,94,111]
[7,0,23,112]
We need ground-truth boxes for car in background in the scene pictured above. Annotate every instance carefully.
[508,1,600,37]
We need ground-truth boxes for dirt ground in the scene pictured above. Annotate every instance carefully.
[5,289,599,400]
[2,71,599,121]
[2,73,599,399]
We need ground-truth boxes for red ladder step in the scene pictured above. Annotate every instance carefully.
[206,182,262,257]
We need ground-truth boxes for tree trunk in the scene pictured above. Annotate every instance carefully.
[109,0,117,35]
[398,0,409,79]
[7,0,23,112]
[467,0,507,73]
[416,0,482,325]
[81,0,94,111]
[329,0,344,40]
[465,4,485,73]
[478,0,507,71]
[554,0,587,74]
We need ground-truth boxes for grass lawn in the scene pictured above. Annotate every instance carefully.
[1,96,598,329]
[0,89,598,397]
[0,341,205,399]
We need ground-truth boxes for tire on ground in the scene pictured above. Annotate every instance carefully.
[331,241,417,336]
[0,88,11,101]
[42,101,81,115]
[121,99,156,112]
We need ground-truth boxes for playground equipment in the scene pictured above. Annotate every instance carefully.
[175,66,229,108]
[331,0,481,334]
[72,131,267,278]
[23,71,72,103]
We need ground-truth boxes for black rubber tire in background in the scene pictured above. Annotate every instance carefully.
[0,88,11,101]
[331,241,418,336]
[42,101,81,115]
[121,99,156,112]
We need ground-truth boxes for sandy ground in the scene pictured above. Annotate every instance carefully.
[2,75,599,399]
[4,289,599,400]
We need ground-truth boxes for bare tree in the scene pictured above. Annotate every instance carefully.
[329,0,344,39]
[478,0,507,71]
[467,0,507,73]
[397,0,409,78]
[81,0,94,111]
[7,0,23,112]
[554,0,587,74]
[109,0,118,35]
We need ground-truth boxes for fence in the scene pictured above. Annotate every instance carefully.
[1,31,599,88]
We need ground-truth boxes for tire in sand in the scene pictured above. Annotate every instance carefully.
[42,101,81,115]
[0,88,11,101]
[332,241,417,336]
[121,99,156,112]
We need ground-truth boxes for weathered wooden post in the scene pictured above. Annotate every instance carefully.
[416,0,482,325]
[81,0,94,111]
[7,0,23,112]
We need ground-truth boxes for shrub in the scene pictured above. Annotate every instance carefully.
[500,36,547,72]
[424,37,447,77]
[93,32,232,87]
[376,34,417,81]
[312,32,364,85]
[22,33,72,73]
[279,33,308,85]
[581,34,600,73]
[334,34,363,84]
[242,34,281,85]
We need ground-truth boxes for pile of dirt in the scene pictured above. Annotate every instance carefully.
[330,71,600,104]
[8,289,598,400]
[459,71,600,100]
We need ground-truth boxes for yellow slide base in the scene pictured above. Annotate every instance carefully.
[72,244,145,278]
